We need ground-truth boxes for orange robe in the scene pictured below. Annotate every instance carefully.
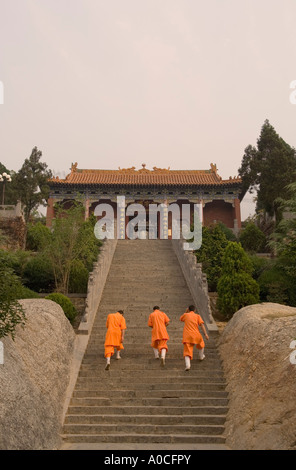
[104,312,127,358]
[180,311,205,359]
[148,310,170,352]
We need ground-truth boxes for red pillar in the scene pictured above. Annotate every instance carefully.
[234,198,241,230]
[46,198,55,227]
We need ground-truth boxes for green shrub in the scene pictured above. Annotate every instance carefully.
[14,286,40,299]
[23,254,55,293]
[258,265,290,304]
[239,222,267,253]
[217,222,238,241]
[45,293,78,324]
[217,242,260,318]
[69,259,89,293]
[248,254,270,281]
[26,222,52,251]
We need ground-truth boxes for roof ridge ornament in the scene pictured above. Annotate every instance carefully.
[71,162,78,173]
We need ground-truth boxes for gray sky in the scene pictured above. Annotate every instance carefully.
[1,0,296,220]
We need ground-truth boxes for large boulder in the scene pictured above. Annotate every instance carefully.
[0,299,75,450]
[219,303,296,450]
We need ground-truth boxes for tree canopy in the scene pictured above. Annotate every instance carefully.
[238,120,296,222]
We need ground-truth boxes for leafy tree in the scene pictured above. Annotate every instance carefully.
[268,181,296,306]
[23,254,55,293]
[195,224,229,291]
[42,202,85,294]
[26,221,52,251]
[12,147,52,226]
[239,222,267,253]
[238,120,296,222]
[216,222,238,241]
[217,242,260,318]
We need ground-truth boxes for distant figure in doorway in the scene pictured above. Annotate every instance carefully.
[180,305,209,371]
[148,306,170,368]
[104,310,126,370]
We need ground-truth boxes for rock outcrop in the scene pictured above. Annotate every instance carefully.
[219,303,296,450]
[0,299,75,450]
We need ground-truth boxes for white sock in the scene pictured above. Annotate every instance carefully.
[116,351,121,359]
[106,357,111,364]
[161,349,166,359]
[198,348,205,360]
[153,348,159,358]
[185,356,191,369]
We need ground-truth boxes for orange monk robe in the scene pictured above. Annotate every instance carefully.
[148,310,170,352]
[104,312,127,358]
[180,311,205,359]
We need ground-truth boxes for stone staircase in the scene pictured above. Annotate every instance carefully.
[62,239,229,448]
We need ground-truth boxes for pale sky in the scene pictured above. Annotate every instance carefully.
[1,0,296,220]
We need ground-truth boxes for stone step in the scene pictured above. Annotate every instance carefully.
[61,433,226,444]
[72,389,228,399]
[63,423,225,436]
[74,381,226,391]
[66,405,229,416]
[70,397,229,407]
[77,368,225,378]
[79,360,223,369]
[64,413,226,425]
[74,376,226,386]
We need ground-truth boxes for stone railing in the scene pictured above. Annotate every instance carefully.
[172,238,218,332]
[78,238,118,334]
[0,201,24,219]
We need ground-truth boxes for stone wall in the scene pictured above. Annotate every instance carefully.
[0,299,75,450]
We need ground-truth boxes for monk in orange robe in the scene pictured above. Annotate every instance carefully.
[104,310,126,370]
[148,306,170,367]
[180,305,209,371]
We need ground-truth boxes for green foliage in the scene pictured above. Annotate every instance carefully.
[217,242,260,318]
[0,266,26,339]
[45,293,77,324]
[217,222,238,241]
[74,218,102,272]
[42,202,101,293]
[195,224,229,291]
[268,182,296,306]
[12,147,52,225]
[14,286,40,299]
[248,254,270,281]
[239,222,267,253]
[238,119,296,222]
[258,265,290,305]
[26,222,52,251]
[23,254,55,293]
[68,259,89,294]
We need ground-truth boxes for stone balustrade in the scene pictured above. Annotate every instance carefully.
[171,238,218,331]
[78,237,118,334]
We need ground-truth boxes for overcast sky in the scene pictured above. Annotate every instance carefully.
[1,0,296,219]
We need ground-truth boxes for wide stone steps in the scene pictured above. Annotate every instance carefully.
[62,240,229,448]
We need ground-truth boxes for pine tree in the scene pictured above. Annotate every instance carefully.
[238,120,296,222]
